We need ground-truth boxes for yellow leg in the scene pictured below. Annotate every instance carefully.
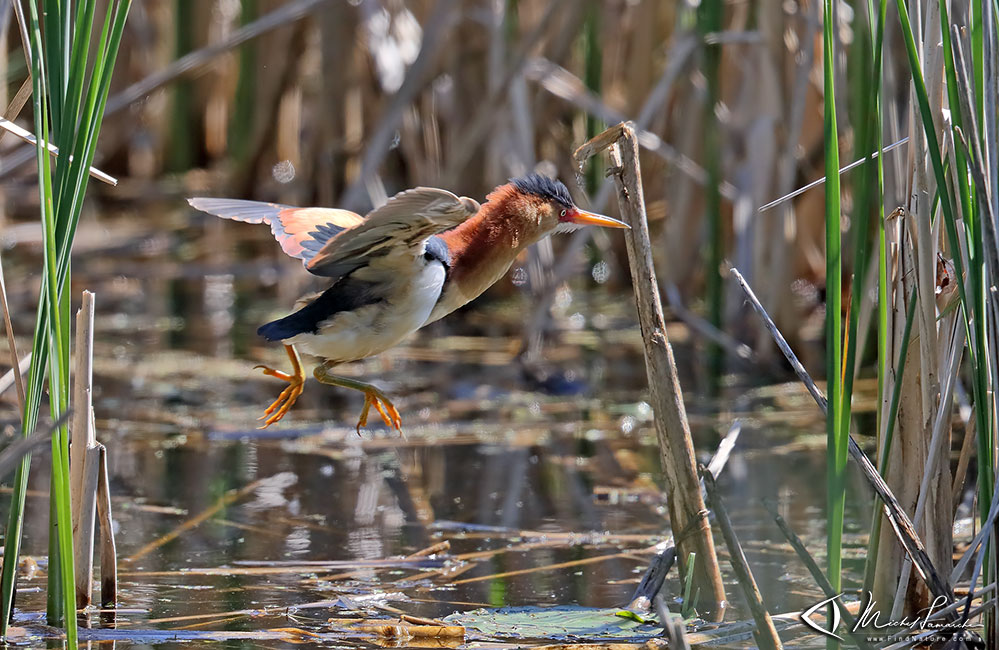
[254,344,305,428]
[313,363,402,434]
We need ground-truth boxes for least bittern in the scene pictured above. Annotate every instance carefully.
[189,173,627,432]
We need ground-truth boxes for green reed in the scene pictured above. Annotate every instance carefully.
[821,7,847,647]
[697,0,723,392]
[0,0,131,644]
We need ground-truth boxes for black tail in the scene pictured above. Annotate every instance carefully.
[257,315,305,342]
[257,280,381,342]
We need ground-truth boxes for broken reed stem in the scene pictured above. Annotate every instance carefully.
[702,470,782,650]
[729,265,955,604]
[573,121,726,620]
[627,545,676,613]
[0,353,32,401]
[96,443,117,608]
[728,267,827,411]
[73,446,100,607]
[71,291,98,606]
[763,500,875,650]
[405,540,450,559]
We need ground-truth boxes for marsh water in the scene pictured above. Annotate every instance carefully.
[0,211,874,647]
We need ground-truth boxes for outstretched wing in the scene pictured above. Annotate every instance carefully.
[187,198,365,264]
[306,188,480,278]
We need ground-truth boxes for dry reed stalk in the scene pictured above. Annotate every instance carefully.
[3,78,33,123]
[70,291,98,606]
[952,415,976,516]
[876,205,924,611]
[729,267,826,409]
[873,1,954,614]
[891,315,964,614]
[0,118,117,185]
[69,291,96,489]
[73,447,99,606]
[702,471,782,650]
[449,549,649,586]
[0,253,26,414]
[353,623,464,639]
[574,121,726,619]
[395,615,444,627]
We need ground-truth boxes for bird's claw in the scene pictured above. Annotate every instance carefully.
[256,364,305,428]
[356,388,402,435]
[254,364,294,382]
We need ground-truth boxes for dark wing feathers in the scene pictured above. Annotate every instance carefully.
[306,187,480,277]
[187,198,363,265]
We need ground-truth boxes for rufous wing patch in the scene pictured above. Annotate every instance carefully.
[187,198,364,265]
[273,207,364,260]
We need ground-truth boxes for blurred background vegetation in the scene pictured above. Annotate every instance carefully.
[0,0,862,393]
[3,0,995,641]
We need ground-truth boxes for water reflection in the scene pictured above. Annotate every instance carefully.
[1,218,866,646]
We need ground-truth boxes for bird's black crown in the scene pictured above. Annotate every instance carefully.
[511,173,573,209]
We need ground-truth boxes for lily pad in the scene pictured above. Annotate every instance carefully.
[444,606,662,642]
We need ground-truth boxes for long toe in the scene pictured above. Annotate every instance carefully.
[383,399,402,432]
[355,397,373,435]
[254,365,294,382]
[259,379,304,428]
[263,382,299,417]
[370,391,402,432]
[370,398,394,429]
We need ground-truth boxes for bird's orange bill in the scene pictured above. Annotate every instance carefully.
[569,209,630,229]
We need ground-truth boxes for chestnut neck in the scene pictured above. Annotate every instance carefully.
[438,185,540,299]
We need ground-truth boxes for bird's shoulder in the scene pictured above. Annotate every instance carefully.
[361,187,480,227]
[306,187,479,278]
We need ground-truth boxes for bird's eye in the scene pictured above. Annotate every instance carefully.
[560,209,567,217]
[423,251,434,261]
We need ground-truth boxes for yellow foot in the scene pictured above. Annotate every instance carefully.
[312,364,404,435]
[254,345,305,428]
[356,387,402,435]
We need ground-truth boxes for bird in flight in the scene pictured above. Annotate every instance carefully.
[189,173,628,432]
